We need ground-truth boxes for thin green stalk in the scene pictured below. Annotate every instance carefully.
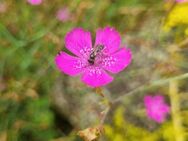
[113,73,188,103]
[169,80,185,141]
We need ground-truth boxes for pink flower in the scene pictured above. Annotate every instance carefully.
[0,2,7,13]
[27,0,42,5]
[56,7,70,22]
[55,27,132,87]
[176,0,188,3]
[144,95,170,123]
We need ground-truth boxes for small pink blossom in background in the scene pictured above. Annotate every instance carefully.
[27,0,42,5]
[176,0,188,3]
[144,95,170,123]
[56,7,70,22]
[0,3,7,13]
[55,27,132,87]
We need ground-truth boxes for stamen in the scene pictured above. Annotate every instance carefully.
[74,60,84,69]
[79,47,92,56]
[102,56,117,67]
[88,67,102,76]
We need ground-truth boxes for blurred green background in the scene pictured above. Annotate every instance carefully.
[0,0,188,141]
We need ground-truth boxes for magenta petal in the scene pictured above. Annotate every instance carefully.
[27,0,42,5]
[95,27,121,53]
[144,96,152,106]
[101,48,132,73]
[176,0,188,3]
[55,52,84,76]
[65,28,92,57]
[81,67,113,87]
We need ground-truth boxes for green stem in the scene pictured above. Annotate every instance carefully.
[169,80,185,141]
[113,73,188,103]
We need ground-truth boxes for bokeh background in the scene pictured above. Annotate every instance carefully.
[0,0,188,141]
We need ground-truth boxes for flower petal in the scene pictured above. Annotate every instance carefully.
[65,28,92,57]
[27,0,42,5]
[144,96,152,106]
[95,27,121,54]
[101,48,132,73]
[55,52,85,76]
[81,67,113,87]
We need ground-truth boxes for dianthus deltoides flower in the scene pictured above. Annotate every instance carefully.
[55,27,132,87]
[176,0,188,3]
[56,7,70,22]
[27,0,42,5]
[144,95,170,123]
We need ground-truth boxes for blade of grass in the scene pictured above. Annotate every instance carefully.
[169,80,185,141]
